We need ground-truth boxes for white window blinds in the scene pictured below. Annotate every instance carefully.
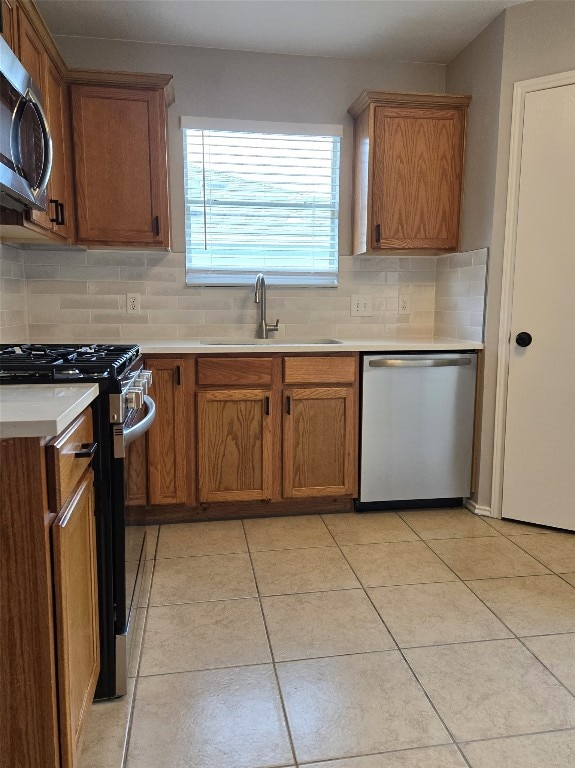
[182,118,342,286]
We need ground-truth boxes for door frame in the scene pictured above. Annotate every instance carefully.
[491,69,575,520]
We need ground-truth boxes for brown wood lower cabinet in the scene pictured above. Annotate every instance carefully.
[146,357,188,505]
[126,353,359,521]
[195,354,358,507]
[283,386,356,498]
[197,388,274,503]
[52,473,99,768]
[0,407,99,768]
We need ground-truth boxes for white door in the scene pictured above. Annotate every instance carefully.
[501,80,575,530]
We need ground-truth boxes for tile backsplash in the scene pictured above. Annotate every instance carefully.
[0,245,28,342]
[0,244,486,344]
[434,249,487,343]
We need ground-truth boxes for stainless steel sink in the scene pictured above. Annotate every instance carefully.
[200,338,343,346]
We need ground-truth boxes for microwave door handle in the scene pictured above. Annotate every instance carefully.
[27,92,52,197]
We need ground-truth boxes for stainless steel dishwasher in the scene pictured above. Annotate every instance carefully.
[358,352,477,508]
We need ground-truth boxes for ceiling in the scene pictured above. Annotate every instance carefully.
[36,0,526,65]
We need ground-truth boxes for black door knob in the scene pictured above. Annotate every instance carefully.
[515,332,533,347]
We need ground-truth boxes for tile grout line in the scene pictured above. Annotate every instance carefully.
[395,514,575,703]
[456,724,575,747]
[122,542,157,767]
[320,513,473,768]
[479,521,572,575]
[514,634,575,702]
[150,516,575,696]
[122,513,574,767]
[146,586,361,608]
[241,518,301,768]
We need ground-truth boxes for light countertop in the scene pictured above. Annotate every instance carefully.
[0,384,99,439]
[139,337,483,354]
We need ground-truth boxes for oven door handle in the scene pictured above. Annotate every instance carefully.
[124,395,156,448]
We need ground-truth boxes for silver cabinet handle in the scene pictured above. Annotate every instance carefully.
[368,358,472,368]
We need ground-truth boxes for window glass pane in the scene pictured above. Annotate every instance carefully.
[183,127,340,286]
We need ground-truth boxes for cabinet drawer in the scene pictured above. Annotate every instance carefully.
[47,409,94,511]
[283,356,356,384]
[197,357,273,386]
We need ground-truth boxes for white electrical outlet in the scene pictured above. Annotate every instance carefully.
[351,294,372,317]
[126,293,140,314]
[399,295,411,314]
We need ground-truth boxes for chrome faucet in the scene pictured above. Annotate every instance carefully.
[254,273,279,339]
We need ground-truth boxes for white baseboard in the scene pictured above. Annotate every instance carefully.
[465,499,495,518]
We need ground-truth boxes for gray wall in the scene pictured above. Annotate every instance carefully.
[446,13,506,252]
[446,13,506,510]
[447,0,575,510]
[56,38,445,255]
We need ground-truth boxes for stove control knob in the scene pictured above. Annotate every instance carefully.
[135,376,149,394]
[140,369,153,386]
[126,387,144,410]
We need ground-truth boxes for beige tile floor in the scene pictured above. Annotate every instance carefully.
[79,509,575,768]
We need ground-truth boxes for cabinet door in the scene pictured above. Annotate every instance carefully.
[52,472,99,768]
[372,105,465,250]
[1,0,18,51]
[197,389,273,503]
[283,387,356,498]
[147,358,187,505]
[45,59,74,242]
[71,84,169,247]
[17,8,52,233]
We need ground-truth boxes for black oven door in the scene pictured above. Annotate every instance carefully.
[107,396,156,697]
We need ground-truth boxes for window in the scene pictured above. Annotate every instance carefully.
[182,117,342,286]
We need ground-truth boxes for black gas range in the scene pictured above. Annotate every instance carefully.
[0,343,140,382]
[0,343,156,698]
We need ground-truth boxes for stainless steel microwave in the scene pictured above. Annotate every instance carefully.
[0,36,52,211]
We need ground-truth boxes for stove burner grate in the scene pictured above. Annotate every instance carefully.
[0,343,140,381]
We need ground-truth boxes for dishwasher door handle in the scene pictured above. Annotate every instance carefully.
[368,358,472,368]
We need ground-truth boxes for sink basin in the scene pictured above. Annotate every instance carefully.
[200,338,343,346]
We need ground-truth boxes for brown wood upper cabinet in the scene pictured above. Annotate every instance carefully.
[70,83,170,248]
[45,57,75,242]
[1,1,173,248]
[15,4,52,235]
[348,90,470,254]
[1,0,18,51]
[9,3,74,242]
